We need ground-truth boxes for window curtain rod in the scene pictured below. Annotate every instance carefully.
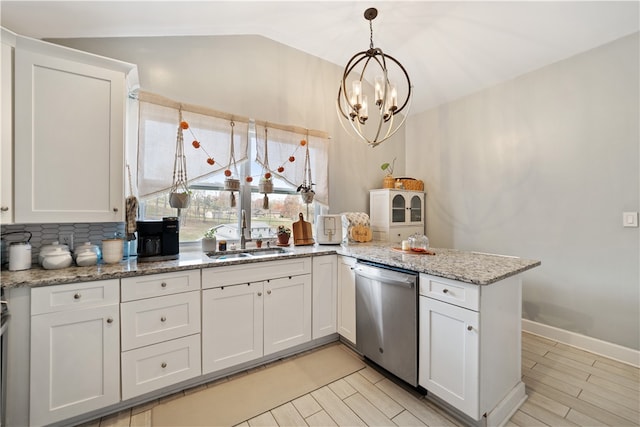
[135,90,330,140]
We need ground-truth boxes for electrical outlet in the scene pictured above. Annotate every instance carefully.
[59,232,74,250]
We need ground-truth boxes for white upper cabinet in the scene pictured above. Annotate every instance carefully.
[13,35,137,223]
[1,29,15,224]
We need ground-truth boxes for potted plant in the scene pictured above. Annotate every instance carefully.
[276,226,291,245]
[255,234,263,248]
[169,187,191,209]
[381,157,396,188]
[201,227,217,252]
[296,183,315,204]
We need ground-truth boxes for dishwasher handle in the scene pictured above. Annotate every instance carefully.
[354,265,416,288]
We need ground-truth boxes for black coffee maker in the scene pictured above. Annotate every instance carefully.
[136,217,180,262]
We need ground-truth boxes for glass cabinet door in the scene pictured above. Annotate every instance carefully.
[392,194,406,223]
[409,195,422,222]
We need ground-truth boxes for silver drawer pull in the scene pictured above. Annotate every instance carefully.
[74,293,81,300]
[161,362,167,368]
[257,292,262,297]
[161,282,167,288]
[106,317,114,324]
[267,290,272,295]
[0,207,8,212]
[160,316,167,322]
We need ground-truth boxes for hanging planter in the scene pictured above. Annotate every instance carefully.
[258,127,274,209]
[222,121,240,206]
[297,136,315,204]
[169,111,191,210]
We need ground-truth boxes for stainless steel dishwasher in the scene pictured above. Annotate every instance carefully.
[355,261,418,386]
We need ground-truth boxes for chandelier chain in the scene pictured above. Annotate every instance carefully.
[369,19,374,50]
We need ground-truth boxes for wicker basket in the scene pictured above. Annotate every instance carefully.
[382,175,395,189]
[397,178,424,191]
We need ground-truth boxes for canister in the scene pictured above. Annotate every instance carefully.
[9,241,32,271]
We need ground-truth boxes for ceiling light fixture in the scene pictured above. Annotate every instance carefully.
[337,7,412,148]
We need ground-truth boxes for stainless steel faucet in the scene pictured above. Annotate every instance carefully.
[240,209,247,249]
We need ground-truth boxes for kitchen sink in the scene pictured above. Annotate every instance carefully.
[245,248,289,256]
[207,247,290,261]
[208,252,253,261]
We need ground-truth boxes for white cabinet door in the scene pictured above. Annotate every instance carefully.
[30,304,120,426]
[419,296,479,419]
[202,283,264,374]
[1,32,14,224]
[14,47,126,223]
[337,256,356,344]
[264,275,312,356]
[312,255,337,339]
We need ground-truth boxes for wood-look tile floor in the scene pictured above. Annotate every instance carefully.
[86,332,639,427]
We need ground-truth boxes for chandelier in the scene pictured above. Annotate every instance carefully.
[337,7,412,148]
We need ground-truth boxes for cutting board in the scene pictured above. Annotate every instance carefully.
[293,213,315,246]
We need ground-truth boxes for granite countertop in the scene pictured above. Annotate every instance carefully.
[0,243,540,289]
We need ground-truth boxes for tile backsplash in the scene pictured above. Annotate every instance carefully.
[1,222,125,268]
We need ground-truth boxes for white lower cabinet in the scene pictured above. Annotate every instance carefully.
[419,296,479,416]
[202,259,312,375]
[120,272,202,400]
[312,255,337,339]
[264,275,312,355]
[202,282,264,373]
[337,256,356,344]
[419,273,525,424]
[30,280,120,426]
[121,334,201,401]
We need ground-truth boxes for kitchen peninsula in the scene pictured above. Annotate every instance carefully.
[2,244,539,427]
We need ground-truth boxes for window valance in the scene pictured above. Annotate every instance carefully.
[136,91,330,205]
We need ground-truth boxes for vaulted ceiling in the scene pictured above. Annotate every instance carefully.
[2,1,638,114]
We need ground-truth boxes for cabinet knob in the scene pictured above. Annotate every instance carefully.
[113,207,119,212]
[161,282,167,288]
[442,289,449,294]
[467,325,473,331]
[161,362,167,368]
[267,290,272,295]
[160,316,167,322]
[257,292,262,297]
[106,317,114,324]
[0,207,8,212]
[74,293,81,300]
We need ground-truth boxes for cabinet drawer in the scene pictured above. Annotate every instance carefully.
[387,226,424,243]
[121,334,201,400]
[419,274,479,311]
[31,279,119,315]
[121,291,200,351]
[121,270,200,302]
[202,257,311,289]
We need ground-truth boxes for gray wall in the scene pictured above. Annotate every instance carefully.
[406,33,640,350]
[49,35,406,216]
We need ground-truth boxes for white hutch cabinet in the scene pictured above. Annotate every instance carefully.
[12,33,137,223]
[370,189,425,242]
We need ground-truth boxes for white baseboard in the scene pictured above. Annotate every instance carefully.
[522,319,640,368]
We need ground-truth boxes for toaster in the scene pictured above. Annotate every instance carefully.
[316,215,344,245]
